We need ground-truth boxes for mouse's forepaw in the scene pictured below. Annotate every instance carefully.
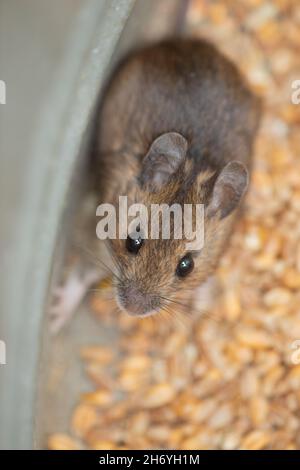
[49,274,88,335]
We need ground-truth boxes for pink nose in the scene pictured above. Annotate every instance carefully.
[117,285,159,317]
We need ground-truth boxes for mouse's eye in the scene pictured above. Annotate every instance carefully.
[176,253,194,278]
[126,234,144,254]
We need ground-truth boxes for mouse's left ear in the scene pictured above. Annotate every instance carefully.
[139,132,188,192]
[207,161,249,219]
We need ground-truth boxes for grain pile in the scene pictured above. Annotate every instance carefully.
[48,0,300,450]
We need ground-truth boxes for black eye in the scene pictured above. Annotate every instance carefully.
[176,253,194,278]
[126,234,144,254]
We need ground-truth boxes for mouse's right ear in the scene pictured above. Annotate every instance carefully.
[206,161,249,219]
[139,132,188,192]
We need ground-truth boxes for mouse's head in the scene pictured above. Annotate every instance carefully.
[109,132,248,317]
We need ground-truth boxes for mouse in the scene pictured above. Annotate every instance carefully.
[49,38,261,333]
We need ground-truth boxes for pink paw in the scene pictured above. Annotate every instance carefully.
[49,275,88,334]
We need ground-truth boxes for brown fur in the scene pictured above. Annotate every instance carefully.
[94,38,261,316]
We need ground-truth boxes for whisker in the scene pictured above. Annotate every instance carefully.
[75,242,123,284]
[159,303,189,330]
[104,240,123,270]
[87,288,115,300]
[197,309,222,324]
[159,295,191,310]
[111,304,122,317]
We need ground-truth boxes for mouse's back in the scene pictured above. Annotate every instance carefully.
[98,38,261,172]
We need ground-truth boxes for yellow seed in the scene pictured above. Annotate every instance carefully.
[129,412,150,435]
[246,4,278,30]
[143,383,176,409]
[283,269,300,289]
[168,427,184,447]
[224,289,241,321]
[185,400,216,424]
[280,104,300,125]
[250,396,269,426]
[253,253,275,270]
[236,327,272,349]
[48,433,82,450]
[208,4,228,24]
[81,390,113,407]
[241,431,270,450]
[181,432,211,450]
[130,437,153,450]
[263,288,292,307]
[90,440,116,450]
[85,362,114,388]
[287,365,300,389]
[147,425,171,443]
[164,332,187,355]
[208,404,233,429]
[80,345,114,364]
[120,354,151,371]
[252,170,273,191]
[103,402,128,422]
[240,368,260,399]
[71,403,99,438]
[257,21,281,47]
[226,343,253,365]
[297,244,300,272]
[263,366,285,395]
[222,432,240,450]
[118,369,148,391]
[244,226,266,251]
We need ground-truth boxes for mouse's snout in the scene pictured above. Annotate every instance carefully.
[117,284,160,317]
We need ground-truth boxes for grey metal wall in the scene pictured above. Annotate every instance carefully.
[0,0,137,450]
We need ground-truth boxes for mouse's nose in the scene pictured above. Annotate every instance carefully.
[117,285,160,317]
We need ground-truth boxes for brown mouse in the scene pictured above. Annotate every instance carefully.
[50,38,261,332]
